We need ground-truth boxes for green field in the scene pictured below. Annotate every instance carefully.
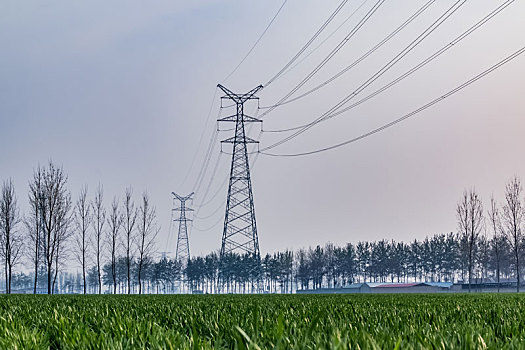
[1,294,524,349]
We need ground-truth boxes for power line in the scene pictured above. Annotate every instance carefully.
[262,0,516,133]
[276,0,371,81]
[193,213,225,232]
[260,0,387,118]
[260,0,435,110]
[192,111,221,193]
[179,87,218,188]
[192,151,261,229]
[194,150,223,210]
[264,0,351,87]
[194,143,259,212]
[194,107,260,212]
[261,44,525,157]
[164,208,175,256]
[222,0,289,83]
[260,0,467,150]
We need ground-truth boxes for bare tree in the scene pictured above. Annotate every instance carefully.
[107,197,122,294]
[123,187,137,294]
[27,167,44,293]
[52,200,72,293]
[502,176,524,292]
[0,179,23,294]
[91,185,105,294]
[457,188,484,292]
[74,185,91,294]
[35,161,72,294]
[488,195,503,292]
[136,192,159,295]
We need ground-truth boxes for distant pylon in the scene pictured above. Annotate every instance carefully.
[172,192,194,264]
[217,84,263,290]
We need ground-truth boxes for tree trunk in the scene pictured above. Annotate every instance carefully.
[97,258,101,295]
[5,263,8,294]
[127,257,131,294]
[138,262,143,295]
[468,249,472,293]
[47,263,52,294]
[113,261,117,294]
[33,259,38,294]
[83,262,86,295]
[516,249,520,293]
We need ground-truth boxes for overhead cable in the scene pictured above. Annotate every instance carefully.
[222,0,289,83]
[261,0,387,118]
[262,0,516,133]
[260,0,467,150]
[277,0,371,81]
[260,0,435,110]
[261,45,525,157]
[264,0,351,87]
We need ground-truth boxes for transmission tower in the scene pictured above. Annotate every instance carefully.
[217,84,263,290]
[172,192,194,264]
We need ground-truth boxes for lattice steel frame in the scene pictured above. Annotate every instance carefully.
[217,84,263,279]
[172,192,194,264]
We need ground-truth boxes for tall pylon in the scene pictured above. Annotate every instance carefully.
[172,192,194,264]
[217,84,263,290]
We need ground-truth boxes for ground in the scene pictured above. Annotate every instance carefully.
[0,293,523,349]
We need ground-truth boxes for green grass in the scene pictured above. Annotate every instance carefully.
[1,294,525,349]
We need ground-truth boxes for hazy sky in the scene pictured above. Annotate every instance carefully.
[1,0,524,259]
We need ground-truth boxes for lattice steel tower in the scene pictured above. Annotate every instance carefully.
[217,84,263,275]
[172,192,194,264]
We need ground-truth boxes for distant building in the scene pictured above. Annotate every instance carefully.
[296,282,453,294]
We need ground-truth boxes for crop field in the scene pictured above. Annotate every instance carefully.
[0,294,524,349]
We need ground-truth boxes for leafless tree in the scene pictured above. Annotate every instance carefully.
[52,201,72,293]
[502,176,524,292]
[27,167,44,293]
[0,179,23,294]
[91,185,105,294]
[32,161,72,294]
[123,187,137,294]
[488,195,503,292]
[457,188,484,292]
[107,197,122,294]
[74,185,91,294]
[136,192,159,295]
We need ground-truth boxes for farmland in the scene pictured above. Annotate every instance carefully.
[0,294,524,349]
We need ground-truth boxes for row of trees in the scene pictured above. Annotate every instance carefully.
[458,177,525,292]
[180,176,525,293]
[3,229,515,294]
[3,162,525,294]
[0,161,159,294]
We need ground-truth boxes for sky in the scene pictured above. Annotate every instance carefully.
[1,0,525,260]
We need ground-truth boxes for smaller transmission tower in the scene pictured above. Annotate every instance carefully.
[172,192,194,264]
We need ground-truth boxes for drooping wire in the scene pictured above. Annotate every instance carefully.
[194,107,260,212]
[260,0,467,151]
[261,44,525,157]
[192,109,222,193]
[264,0,351,87]
[260,0,387,118]
[222,0,289,83]
[192,149,261,231]
[260,0,436,110]
[179,87,218,188]
[276,0,371,81]
[194,151,223,212]
[164,205,175,255]
[262,0,516,133]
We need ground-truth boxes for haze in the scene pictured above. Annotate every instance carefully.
[1,0,524,257]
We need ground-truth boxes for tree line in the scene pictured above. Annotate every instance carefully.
[2,161,525,294]
[1,161,159,294]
